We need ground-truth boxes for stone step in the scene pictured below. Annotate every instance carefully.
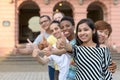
[1,52,120,63]
[0,54,36,62]
[111,53,120,60]
[0,54,39,65]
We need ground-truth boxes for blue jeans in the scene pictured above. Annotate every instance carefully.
[48,66,55,80]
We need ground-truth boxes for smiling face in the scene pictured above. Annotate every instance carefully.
[95,20,112,44]
[50,23,62,39]
[60,20,74,40]
[97,29,109,44]
[53,13,64,22]
[40,17,51,31]
[77,23,93,43]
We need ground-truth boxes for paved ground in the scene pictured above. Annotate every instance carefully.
[112,60,120,80]
[0,72,49,80]
[0,60,49,80]
[0,54,119,80]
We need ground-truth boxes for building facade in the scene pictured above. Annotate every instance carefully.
[0,0,120,56]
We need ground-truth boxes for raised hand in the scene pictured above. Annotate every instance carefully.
[26,38,34,49]
[27,38,33,45]
[43,45,52,56]
[38,36,49,50]
[56,32,66,49]
[108,61,117,73]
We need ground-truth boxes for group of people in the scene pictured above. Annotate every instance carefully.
[13,12,117,80]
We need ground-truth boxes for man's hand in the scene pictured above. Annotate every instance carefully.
[38,36,49,50]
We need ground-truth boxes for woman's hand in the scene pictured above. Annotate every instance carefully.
[108,61,117,73]
[42,45,52,56]
[56,33,66,49]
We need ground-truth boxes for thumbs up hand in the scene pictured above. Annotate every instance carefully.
[43,45,52,56]
[56,32,67,49]
[38,36,49,50]
[26,38,34,49]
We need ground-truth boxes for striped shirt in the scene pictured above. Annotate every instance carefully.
[73,45,112,80]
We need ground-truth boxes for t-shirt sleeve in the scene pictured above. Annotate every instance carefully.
[104,47,112,67]
[33,34,42,45]
[47,35,57,46]
[102,47,112,79]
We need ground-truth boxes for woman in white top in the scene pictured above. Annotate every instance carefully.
[32,20,71,80]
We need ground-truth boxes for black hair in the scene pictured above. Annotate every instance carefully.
[60,16,75,26]
[75,18,99,46]
[50,20,60,27]
[40,15,51,20]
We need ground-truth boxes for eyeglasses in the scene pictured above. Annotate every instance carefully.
[40,20,49,24]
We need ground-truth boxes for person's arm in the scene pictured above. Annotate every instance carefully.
[65,42,73,52]
[12,43,33,55]
[102,47,113,79]
[44,42,72,56]
[32,48,49,65]
[100,44,117,73]
[56,34,73,53]
[17,46,33,55]
[36,55,49,65]
[12,38,36,55]
[50,48,66,55]
[57,41,73,53]
[53,42,73,55]
[18,35,46,55]
[108,61,117,73]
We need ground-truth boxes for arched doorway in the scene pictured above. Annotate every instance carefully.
[53,1,73,17]
[87,1,106,22]
[19,1,40,43]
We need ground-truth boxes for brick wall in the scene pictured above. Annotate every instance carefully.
[0,0,120,56]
